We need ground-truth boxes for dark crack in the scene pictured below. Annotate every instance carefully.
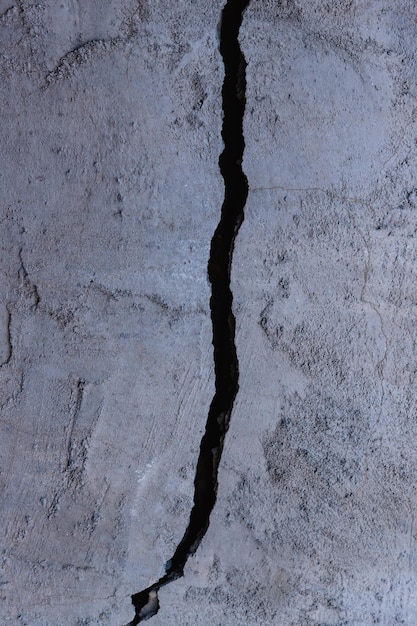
[0,306,12,367]
[124,1,249,622]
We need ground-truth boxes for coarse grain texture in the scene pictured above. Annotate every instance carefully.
[0,1,223,624]
[4,1,417,625]
[148,1,417,624]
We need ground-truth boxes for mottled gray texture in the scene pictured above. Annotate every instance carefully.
[149,1,417,624]
[0,1,222,624]
[3,1,417,625]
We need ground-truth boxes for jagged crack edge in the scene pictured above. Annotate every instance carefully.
[124,1,250,623]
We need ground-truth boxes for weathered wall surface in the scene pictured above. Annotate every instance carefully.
[0,1,222,624]
[150,1,417,625]
[3,1,417,625]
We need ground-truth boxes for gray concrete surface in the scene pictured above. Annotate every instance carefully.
[150,2,417,625]
[2,1,417,624]
[0,1,222,623]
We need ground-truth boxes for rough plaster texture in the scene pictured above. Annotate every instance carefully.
[0,1,222,623]
[2,1,417,625]
[149,2,417,625]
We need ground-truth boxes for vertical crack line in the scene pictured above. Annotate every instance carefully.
[124,1,249,623]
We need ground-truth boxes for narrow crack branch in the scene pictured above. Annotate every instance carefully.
[124,1,250,623]
[0,306,12,367]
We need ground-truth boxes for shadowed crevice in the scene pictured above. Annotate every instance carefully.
[124,1,249,622]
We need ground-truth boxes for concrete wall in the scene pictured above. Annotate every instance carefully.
[2,1,417,624]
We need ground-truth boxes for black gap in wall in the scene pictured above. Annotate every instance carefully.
[124,1,250,622]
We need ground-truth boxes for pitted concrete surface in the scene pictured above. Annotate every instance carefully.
[2,1,417,625]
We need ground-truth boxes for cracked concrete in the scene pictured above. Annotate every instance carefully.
[135,1,417,625]
[125,1,249,621]
[3,1,417,625]
[1,1,223,623]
